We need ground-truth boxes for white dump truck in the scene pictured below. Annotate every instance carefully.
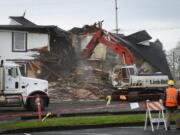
[0,61,49,111]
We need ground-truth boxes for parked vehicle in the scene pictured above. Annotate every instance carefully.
[0,60,49,111]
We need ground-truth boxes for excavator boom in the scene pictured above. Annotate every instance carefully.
[83,30,134,65]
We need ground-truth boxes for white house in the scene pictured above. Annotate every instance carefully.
[0,16,67,77]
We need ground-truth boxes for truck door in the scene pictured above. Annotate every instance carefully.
[4,67,20,94]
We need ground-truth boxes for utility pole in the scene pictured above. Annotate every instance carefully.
[114,0,119,34]
[173,51,175,79]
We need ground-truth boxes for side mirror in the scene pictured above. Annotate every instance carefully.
[0,60,3,67]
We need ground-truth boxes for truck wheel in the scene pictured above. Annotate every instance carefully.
[30,95,46,111]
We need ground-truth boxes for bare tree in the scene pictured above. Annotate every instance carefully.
[167,42,180,80]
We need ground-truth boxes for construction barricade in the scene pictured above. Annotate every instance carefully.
[144,99,167,132]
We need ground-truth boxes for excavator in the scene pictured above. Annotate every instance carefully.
[83,29,169,100]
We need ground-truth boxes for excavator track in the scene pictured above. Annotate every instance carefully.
[111,88,164,102]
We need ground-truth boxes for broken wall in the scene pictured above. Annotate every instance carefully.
[71,34,107,60]
[38,38,76,81]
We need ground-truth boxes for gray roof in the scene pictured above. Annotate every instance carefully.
[0,25,69,38]
[9,16,36,26]
[0,25,55,33]
[124,30,152,44]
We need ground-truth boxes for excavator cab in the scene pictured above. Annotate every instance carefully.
[110,65,137,88]
[121,66,136,82]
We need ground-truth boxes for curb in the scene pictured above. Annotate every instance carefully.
[0,122,144,134]
[0,121,177,134]
[21,111,146,120]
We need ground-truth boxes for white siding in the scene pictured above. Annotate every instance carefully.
[27,33,49,49]
[0,31,49,60]
[91,43,107,60]
[80,35,107,60]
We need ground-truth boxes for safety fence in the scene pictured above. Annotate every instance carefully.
[0,93,179,125]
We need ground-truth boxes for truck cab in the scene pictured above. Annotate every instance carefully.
[0,61,49,111]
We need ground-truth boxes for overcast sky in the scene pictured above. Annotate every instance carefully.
[0,0,180,51]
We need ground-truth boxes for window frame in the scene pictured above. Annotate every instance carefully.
[8,67,19,78]
[17,62,27,76]
[12,31,27,52]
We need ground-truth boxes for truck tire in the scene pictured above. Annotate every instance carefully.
[30,95,46,111]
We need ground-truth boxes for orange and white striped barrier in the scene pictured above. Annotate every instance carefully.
[146,101,164,111]
[144,99,167,132]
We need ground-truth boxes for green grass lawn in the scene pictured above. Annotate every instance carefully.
[0,114,180,131]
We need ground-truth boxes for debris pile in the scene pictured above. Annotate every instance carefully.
[31,25,116,101]
[48,66,114,102]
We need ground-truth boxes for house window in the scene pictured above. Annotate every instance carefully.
[12,32,27,52]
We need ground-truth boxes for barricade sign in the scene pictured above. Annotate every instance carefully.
[130,102,139,110]
[144,99,167,132]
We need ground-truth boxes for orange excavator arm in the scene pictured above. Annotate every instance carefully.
[83,30,134,65]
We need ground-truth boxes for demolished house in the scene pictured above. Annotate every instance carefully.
[70,25,171,78]
[114,31,172,78]
[52,24,171,101]
[0,15,171,101]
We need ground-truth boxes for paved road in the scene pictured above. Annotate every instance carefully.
[0,101,146,113]
[7,127,180,135]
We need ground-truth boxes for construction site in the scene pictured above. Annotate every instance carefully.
[0,14,179,112]
[36,23,173,102]
[0,1,180,134]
